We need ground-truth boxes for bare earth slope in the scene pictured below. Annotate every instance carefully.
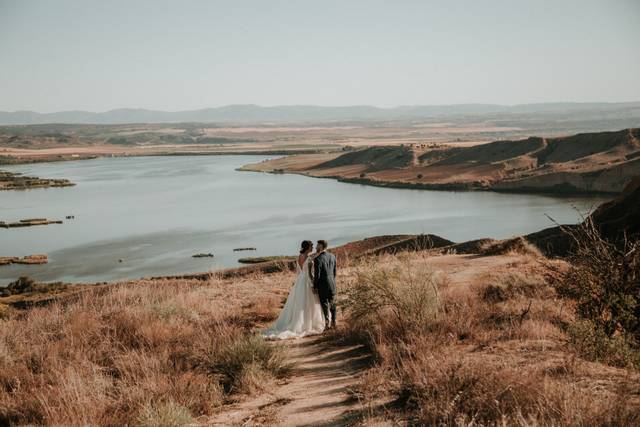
[242,128,640,194]
[526,175,640,256]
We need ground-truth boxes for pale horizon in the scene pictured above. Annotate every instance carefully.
[1,0,639,113]
[3,100,640,115]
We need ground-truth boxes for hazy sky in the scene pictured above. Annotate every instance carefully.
[1,0,639,112]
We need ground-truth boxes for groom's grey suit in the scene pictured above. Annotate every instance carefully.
[313,251,337,327]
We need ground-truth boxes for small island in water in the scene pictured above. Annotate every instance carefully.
[0,170,74,190]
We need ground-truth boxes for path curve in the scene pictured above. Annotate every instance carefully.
[210,334,372,426]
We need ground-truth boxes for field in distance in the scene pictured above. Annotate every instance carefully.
[2,103,640,164]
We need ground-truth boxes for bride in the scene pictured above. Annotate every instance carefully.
[262,240,325,339]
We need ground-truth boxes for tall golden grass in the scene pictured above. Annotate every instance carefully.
[341,253,640,426]
[0,278,288,426]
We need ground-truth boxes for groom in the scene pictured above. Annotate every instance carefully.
[313,240,337,329]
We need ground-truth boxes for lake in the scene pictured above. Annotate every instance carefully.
[1,155,608,284]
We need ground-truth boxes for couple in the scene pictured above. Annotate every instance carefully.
[262,239,337,340]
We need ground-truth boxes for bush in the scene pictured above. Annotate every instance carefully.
[556,217,640,352]
[1,276,67,297]
[341,253,640,424]
[568,320,640,368]
[343,257,442,351]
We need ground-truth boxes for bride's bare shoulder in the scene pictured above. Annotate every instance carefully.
[297,253,307,267]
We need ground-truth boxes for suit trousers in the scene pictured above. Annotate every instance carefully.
[319,293,336,326]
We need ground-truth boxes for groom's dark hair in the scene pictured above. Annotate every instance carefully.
[317,240,328,250]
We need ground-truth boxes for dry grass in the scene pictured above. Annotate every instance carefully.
[341,253,640,426]
[554,217,640,369]
[480,236,543,258]
[0,277,288,426]
[2,244,638,426]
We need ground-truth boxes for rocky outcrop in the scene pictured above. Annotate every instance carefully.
[590,176,640,240]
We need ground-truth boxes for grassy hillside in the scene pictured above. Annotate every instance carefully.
[0,274,291,425]
[2,231,639,425]
[338,250,639,425]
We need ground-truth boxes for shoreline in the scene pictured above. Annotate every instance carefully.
[237,128,640,197]
[2,148,615,196]
[239,166,619,197]
[0,147,336,167]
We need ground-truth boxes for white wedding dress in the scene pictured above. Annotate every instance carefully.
[262,255,325,339]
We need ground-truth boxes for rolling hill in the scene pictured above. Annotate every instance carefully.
[243,128,640,194]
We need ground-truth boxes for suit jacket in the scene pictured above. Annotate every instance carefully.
[313,251,337,297]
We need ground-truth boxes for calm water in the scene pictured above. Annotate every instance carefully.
[1,156,608,284]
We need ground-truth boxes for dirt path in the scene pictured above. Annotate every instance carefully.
[209,254,527,426]
[210,334,375,426]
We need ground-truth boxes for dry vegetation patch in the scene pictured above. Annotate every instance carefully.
[554,218,640,369]
[0,276,290,426]
[340,252,640,426]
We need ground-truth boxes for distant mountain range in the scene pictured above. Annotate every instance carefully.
[1,102,639,125]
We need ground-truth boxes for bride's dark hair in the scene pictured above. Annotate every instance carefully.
[300,240,313,254]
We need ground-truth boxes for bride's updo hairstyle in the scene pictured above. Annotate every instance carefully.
[300,240,313,254]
